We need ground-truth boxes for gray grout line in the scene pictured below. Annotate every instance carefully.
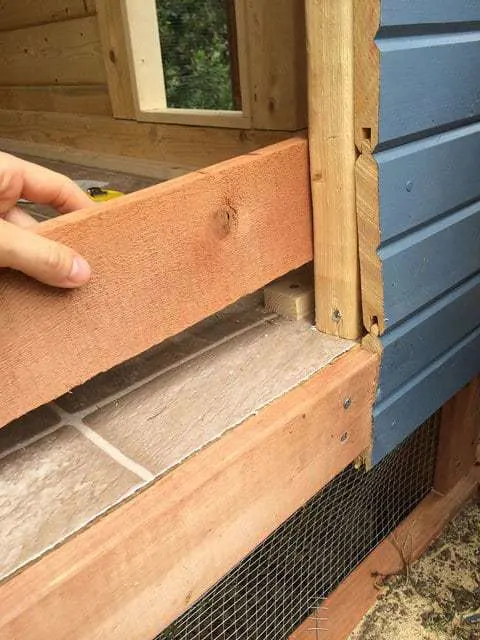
[72,420,155,483]
[53,405,154,482]
[0,422,65,461]
[70,313,278,421]
[3,314,276,475]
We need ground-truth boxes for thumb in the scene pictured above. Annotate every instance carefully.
[0,219,91,288]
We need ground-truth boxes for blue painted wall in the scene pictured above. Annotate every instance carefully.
[369,2,480,463]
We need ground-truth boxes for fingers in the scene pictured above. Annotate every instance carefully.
[0,152,93,215]
[0,219,91,288]
[3,206,39,229]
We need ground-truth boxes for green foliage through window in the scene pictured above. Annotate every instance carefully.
[156,0,236,110]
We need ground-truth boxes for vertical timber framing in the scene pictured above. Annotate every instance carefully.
[305,0,362,339]
[96,0,136,119]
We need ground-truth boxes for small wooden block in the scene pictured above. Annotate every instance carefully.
[264,264,314,321]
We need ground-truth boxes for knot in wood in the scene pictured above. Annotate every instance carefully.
[214,206,238,239]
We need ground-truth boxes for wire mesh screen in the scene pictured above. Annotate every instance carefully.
[157,417,439,640]
[156,0,240,110]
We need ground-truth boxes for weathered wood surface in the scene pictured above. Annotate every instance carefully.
[0,349,378,640]
[0,139,312,428]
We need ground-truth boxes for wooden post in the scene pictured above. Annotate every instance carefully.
[434,378,480,495]
[96,0,136,119]
[305,0,362,339]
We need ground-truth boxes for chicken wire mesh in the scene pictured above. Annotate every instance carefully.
[156,417,439,640]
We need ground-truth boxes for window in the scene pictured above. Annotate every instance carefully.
[122,0,250,127]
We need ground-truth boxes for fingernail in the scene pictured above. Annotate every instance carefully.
[68,255,91,284]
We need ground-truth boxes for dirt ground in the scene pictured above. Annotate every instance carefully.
[349,499,480,640]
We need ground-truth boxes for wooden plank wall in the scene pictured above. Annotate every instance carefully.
[0,0,304,175]
[356,0,480,463]
[0,1,111,116]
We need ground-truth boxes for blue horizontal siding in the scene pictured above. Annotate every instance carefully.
[381,201,480,328]
[378,123,480,241]
[377,273,480,402]
[381,1,480,26]
[366,0,480,463]
[373,325,480,463]
[378,33,480,145]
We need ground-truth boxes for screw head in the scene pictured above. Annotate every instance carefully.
[343,398,352,410]
[332,309,342,323]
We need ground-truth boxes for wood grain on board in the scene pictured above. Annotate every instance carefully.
[306,0,362,339]
[95,0,136,118]
[0,17,105,86]
[354,0,480,149]
[0,0,96,32]
[0,85,111,115]
[0,110,294,176]
[0,139,312,428]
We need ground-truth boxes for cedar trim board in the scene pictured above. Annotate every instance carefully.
[373,325,480,464]
[290,465,480,640]
[0,138,313,428]
[354,1,480,151]
[0,348,378,640]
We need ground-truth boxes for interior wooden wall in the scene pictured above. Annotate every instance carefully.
[0,1,111,115]
[0,0,305,176]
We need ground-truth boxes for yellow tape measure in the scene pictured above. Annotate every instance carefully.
[86,186,124,202]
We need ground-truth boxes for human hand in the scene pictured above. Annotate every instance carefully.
[0,152,93,288]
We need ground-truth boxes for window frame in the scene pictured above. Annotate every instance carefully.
[120,0,252,129]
